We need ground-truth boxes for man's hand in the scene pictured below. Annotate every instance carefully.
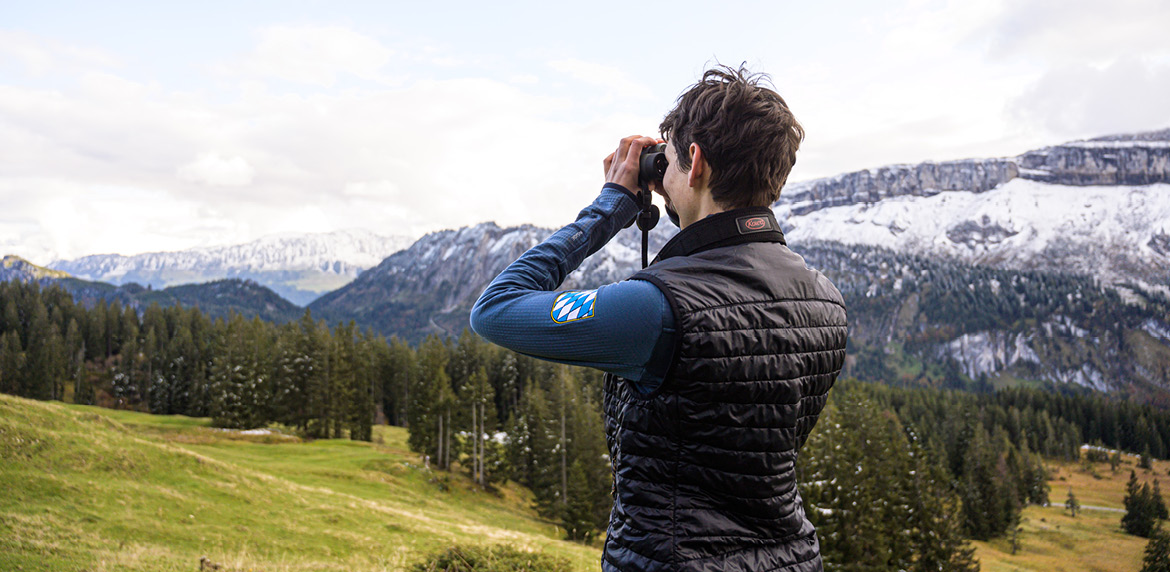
[603,135,662,191]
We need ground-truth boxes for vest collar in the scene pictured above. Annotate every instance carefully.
[652,206,786,264]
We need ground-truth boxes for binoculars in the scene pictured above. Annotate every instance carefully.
[638,143,668,189]
[631,143,668,268]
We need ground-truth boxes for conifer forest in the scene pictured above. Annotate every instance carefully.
[3,279,1170,568]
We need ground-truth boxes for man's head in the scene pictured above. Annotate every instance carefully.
[659,65,804,210]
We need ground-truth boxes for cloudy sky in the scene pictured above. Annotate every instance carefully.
[2,0,1169,263]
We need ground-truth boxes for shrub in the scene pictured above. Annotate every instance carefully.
[410,544,573,572]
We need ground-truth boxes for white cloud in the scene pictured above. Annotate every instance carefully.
[0,30,119,75]
[343,179,400,198]
[6,6,1168,264]
[0,33,659,258]
[230,24,395,86]
[1010,58,1170,139]
[177,153,256,187]
[549,59,654,103]
[982,0,1170,64]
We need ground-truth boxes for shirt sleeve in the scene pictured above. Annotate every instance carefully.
[469,184,675,391]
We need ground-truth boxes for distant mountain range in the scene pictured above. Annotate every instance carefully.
[1,255,301,324]
[308,129,1170,399]
[5,129,1170,399]
[49,229,413,306]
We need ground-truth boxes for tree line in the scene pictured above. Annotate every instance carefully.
[4,278,1170,554]
[0,280,612,540]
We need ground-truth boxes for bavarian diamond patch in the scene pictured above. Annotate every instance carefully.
[551,290,597,324]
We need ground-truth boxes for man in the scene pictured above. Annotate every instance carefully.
[470,65,847,572]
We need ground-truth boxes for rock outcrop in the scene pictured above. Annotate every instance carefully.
[1017,138,1170,186]
[777,128,1170,215]
[778,159,1018,215]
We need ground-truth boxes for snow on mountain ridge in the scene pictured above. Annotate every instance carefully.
[53,229,413,276]
[47,229,415,306]
[782,179,1170,289]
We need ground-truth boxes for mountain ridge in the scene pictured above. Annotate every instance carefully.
[305,129,1170,400]
[49,229,413,306]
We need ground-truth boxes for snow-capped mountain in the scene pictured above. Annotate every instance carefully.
[783,179,1170,291]
[310,129,1170,399]
[50,229,414,306]
[777,129,1170,292]
[307,221,673,342]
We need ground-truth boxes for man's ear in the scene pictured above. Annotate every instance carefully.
[687,143,709,189]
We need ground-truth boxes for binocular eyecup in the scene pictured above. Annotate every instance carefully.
[638,143,668,189]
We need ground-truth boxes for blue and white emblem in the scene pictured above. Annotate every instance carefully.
[551,290,597,324]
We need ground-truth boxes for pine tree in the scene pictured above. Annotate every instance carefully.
[162,320,197,415]
[1156,480,1169,520]
[346,328,377,441]
[1126,470,1159,537]
[330,321,358,439]
[1065,488,1080,517]
[24,300,63,400]
[799,386,977,571]
[507,378,557,503]
[384,336,416,427]
[409,335,453,469]
[0,330,26,395]
[1143,523,1170,572]
[462,366,496,485]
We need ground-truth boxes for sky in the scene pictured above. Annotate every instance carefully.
[2,0,1169,263]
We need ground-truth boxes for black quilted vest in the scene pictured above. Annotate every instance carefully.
[602,207,848,572]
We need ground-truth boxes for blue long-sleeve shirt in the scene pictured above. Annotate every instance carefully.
[469,184,675,392]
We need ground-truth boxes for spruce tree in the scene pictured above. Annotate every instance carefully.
[0,330,26,395]
[1143,524,1170,572]
[384,336,416,428]
[1065,488,1080,517]
[63,318,85,404]
[800,386,977,571]
[1126,470,1159,537]
[409,335,453,468]
[1156,480,1169,520]
[330,321,358,439]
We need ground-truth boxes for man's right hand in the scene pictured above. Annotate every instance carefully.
[603,135,661,191]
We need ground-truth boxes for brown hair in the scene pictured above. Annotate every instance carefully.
[659,64,804,209]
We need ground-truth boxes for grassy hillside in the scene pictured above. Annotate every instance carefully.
[0,394,599,572]
[3,392,1163,572]
[973,453,1163,572]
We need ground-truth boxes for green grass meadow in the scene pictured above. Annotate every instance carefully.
[972,455,1160,572]
[0,394,599,572]
[1,392,1160,571]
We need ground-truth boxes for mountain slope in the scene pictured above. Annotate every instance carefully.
[1,265,302,324]
[1,255,71,281]
[783,179,1170,289]
[799,240,1170,400]
[308,130,1170,399]
[308,221,673,342]
[777,129,1170,290]
[51,229,413,306]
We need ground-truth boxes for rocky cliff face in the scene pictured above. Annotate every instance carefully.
[778,159,1018,216]
[776,128,1170,217]
[1017,137,1170,186]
